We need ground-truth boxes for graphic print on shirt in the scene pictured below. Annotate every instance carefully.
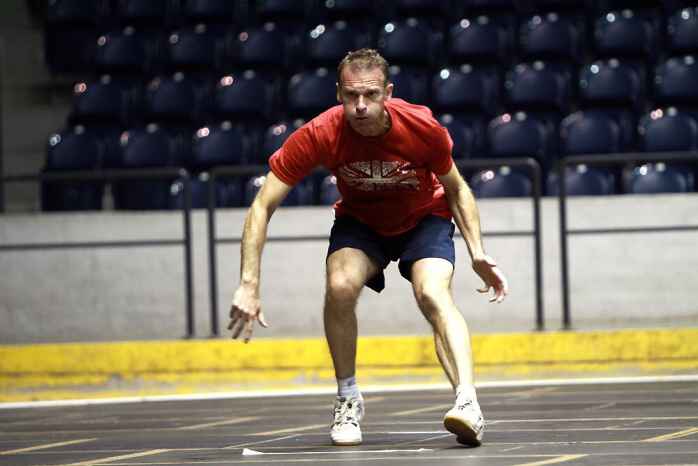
[337,160,421,191]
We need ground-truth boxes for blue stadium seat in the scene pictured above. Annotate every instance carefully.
[95,27,149,75]
[627,163,695,193]
[594,10,656,58]
[287,68,337,119]
[560,111,623,155]
[47,0,100,25]
[231,23,289,70]
[654,56,698,106]
[42,126,104,211]
[69,75,132,125]
[388,66,430,106]
[505,62,571,114]
[113,124,179,210]
[448,16,511,64]
[181,0,236,24]
[470,166,533,198]
[253,0,307,23]
[169,175,244,209]
[529,0,587,10]
[547,165,617,196]
[488,112,553,165]
[213,71,275,121]
[394,0,450,19]
[244,175,314,206]
[578,59,643,107]
[319,0,374,21]
[306,21,371,67]
[112,0,170,26]
[638,107,698,152]
[260,120,303,161]
[463,0,518,15]
[667,7,698,55]
[520,13,582,62]
[377,18,440,67]
[319,174,341,205]
[438,114,484,160]
[144,72,205,123]
[190,122,248,169]
[165,25,221,71]
[432,66,499,116]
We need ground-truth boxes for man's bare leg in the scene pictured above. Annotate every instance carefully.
[325,247,379,446]
[411,258,484,446]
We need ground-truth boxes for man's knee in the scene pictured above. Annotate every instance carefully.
[414,281,449,320]
[326,271,363,305]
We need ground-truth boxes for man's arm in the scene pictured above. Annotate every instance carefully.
[228,172,293,342]
[438,164,509,303]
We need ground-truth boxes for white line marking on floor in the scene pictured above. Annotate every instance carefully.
[241,447,433,456]
[0,438,96,455]
[4,374,697,410]
[513,454,589,466]
[222,434,300,450]
[391,403,451,416]
[176,416,259,430]
[644,426,698,442]
[56,449,170,466]
[252,423,327,436]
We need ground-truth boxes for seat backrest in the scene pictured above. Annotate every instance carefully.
[448,16,511,64]
[119,124,174,167]
[638,107,698,152]
[71,75,130,124]
[214,71,274,121]
[145,72,200,122]
[388,66,430,106]
[667,7,698,55]
[470,166,533,198]
[488,112,552,161]
[547,165,617,196]
[287,68,337,119]
[579,59,643,107]
[654,55,698,106]
[378,18,439,67]
[560,111,622,155]
[95,27,148,74]
[520,13,581,62]
[506,62,570,113]
[627,163,695,193]
[233,23,288,69]
[432,66,499,115]
[46,126,103,170]
[306,21,371,67]
[191,122,247,169]
[594,9,656,58]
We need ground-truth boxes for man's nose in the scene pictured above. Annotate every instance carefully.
[356,95,367,113]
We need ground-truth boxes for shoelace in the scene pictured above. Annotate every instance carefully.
[333,400,359,427]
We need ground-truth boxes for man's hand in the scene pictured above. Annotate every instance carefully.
[228,285,269,343]
[472,255,509,303]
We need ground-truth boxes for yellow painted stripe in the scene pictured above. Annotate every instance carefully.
[0,438,96,455]
[644,426,698,442]
[176,416,258,430]
[514,454,588,466]
[58,449,170,466]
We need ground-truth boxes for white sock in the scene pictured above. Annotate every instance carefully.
[337,375,361,399]
[456,384,477,402]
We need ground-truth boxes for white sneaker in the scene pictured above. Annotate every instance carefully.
[330,395,364,446]
[443,390,485,446]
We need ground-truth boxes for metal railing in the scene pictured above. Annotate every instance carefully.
[557,151,698,329]
[0,168,196,337]
[205,157,545,336]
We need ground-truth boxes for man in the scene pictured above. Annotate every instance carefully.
[228,49,508,447]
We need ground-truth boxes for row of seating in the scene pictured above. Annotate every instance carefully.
[46,6,698,74]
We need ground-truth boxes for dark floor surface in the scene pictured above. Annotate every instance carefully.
[1,380,697,466]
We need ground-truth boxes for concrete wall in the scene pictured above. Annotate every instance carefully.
[1,193,698,343]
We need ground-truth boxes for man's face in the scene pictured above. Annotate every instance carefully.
[337,65,393,136]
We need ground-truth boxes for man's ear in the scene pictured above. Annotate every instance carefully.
[336,82,342,103]
[385,82,393,99]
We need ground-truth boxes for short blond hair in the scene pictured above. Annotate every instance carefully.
[337,48,390,86]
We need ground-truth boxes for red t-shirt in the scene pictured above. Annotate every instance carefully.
[269,98,454,236]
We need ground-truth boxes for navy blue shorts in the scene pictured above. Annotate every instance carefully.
[327,215,456,293]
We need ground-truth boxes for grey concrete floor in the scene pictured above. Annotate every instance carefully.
[1,380,697,465]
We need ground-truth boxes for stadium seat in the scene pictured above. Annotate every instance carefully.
[388,66,430,106]
[394,0,450,19]
[520,13,582,63]
[547,165,617,196]
[319,0,374,21]
[113,124,179,210]
[638,107,698,153]
[260,120,303,161]
[95,27,150,75]
[306,21,371,67]
[578,59,643,107]
[231,23,289,70]
[470,166,533,198]
[505,62,571,114]
[165,25,222,71]
[594,10,656,59]
[244,175,314,206]
[213,71,275,121]
[112,0,170,27]
[319,174,341,205]
[253,0,307,23]
[169,175,244,209]
[69,75,132,125]
[287,68,337,119]
[144,72,205,123]
[626,163,695,193]
[560,111,623,155]
[654,56,698,106]
[438,114,484,160]
[463,0,517,15]
[432,66,499,116]
[46,0,100,25]
[181,0,236,24]
[448,16,511,65]
[488,112,553,165]
[41,126,104,211]
[667,7,698,55]
[190,122,248,169]
[377,18,440,67]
